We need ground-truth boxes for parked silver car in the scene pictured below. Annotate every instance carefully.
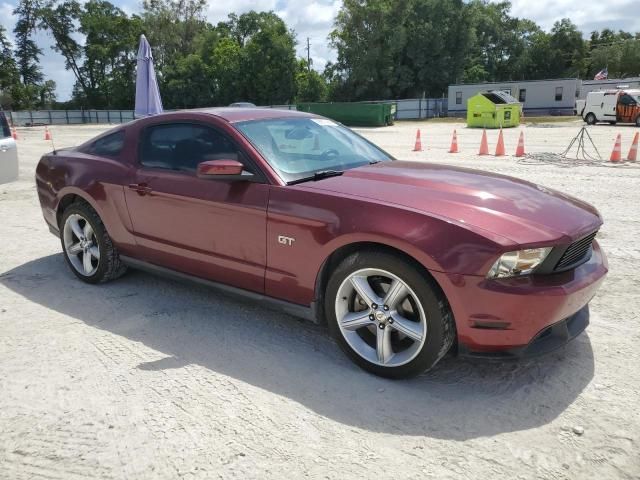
[0,112,18,184]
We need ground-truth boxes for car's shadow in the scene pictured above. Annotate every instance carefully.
[1,254,595,440]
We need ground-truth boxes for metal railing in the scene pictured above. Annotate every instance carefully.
[5,99,447,127]
[7,110,135,127]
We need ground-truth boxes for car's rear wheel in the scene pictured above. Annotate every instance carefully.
[635,116,640,127]
[585,113,596,125]
[325,250,455,378]
[60,201,127,284]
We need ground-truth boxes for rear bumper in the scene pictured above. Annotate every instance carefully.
[432,240,607,356]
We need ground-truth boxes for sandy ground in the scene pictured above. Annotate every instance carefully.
[1,120,639,479]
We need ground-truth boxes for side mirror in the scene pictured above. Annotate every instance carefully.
[197,159,255,181]
[197,159,243,176]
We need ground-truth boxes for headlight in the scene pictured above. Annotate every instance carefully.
[487,247,553,279]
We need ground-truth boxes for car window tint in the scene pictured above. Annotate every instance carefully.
[89,130,125,157]
[0,112,10,139]
[140,123,242,172]
[619,94,636,106]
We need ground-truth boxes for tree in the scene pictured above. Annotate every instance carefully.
[0,26,20,108]
[330,0,471,100]
[141,0,208,73]
[13,0,43,85]
[239,12,297,104]
[588,30,640,78]
[38,0,142,108]
[548,18,587,78]
[295,60,327,102]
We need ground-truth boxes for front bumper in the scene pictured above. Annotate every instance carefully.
[432,240,607,356]
[458,304,589,358]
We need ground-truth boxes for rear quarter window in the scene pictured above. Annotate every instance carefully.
[0,112,10,139]
[86,130,125,158]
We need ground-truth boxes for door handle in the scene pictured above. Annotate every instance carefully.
[128,183,152,196]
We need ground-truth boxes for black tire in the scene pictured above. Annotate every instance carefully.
[59,201,127,284]
[636,117,640,127]
[325,250,455,379]
[585,113,596,125]
[608,121,617,125]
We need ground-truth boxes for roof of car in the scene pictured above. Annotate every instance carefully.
[192,107,317,123]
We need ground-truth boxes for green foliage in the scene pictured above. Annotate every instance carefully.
[588,30,640,78]
[329,0,638,100]
[13,0,43,85]
[3,0,640,110]
[296,60,327,102]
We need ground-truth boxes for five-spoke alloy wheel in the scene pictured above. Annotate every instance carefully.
[60,201,127,284]
[335,268,427,367]
[326,250,455,378]
[63,213,101,277]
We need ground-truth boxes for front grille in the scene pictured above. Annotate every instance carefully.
[554,231,598,271]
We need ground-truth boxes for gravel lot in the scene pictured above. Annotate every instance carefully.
[1,120,639,479]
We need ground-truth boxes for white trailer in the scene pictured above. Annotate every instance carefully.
[448,79,580,117]
[579,77,640,98]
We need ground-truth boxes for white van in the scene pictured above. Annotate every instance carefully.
[581,89,640,126]
[0,112,19,184]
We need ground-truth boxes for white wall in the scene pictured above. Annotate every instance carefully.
[447,79,580,115]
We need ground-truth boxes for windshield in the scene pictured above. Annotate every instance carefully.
[236,117,393,183]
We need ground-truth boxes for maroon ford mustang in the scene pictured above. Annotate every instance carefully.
[35,109,608,378]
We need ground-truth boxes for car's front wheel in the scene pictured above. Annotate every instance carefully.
[585,113,596,125]
[60,201,127,284]
[325,250,455,378]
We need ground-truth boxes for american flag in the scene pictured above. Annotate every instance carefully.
[594,68,608,80]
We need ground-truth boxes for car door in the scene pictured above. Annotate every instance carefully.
[0,112,18,184]
[123,120,269,293]
[617,93,638,123]
[601,93,617,121]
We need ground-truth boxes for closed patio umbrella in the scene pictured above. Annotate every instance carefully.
[135,34,163,117]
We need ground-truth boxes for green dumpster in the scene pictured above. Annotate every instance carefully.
[466,91,521,128]
[297,102,395,127]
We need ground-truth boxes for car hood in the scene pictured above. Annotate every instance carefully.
[298,161,602,246]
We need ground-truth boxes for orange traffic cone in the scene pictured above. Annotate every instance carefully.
[627,132,638,162]
[413,129,422,152]
[515,131,525,157]
[494,129,505,157]
[11,127,17,140]
[44,127,51,141]
[478,129,489,155]
[609,133,622,163]
[449,130,459,153]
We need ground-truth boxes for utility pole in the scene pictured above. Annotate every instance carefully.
[306,37,311,72]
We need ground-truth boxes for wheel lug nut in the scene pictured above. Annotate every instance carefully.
[378,324,385,329]
[388,318,394,324]
[371,303,378,309]
[369,314,374,321]
[383,305,389,311]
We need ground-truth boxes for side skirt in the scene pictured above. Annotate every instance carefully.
[119,255,317,323]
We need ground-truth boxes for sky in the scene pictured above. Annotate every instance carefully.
[1,0,639,101]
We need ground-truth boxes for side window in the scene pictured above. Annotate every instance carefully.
[0,112,11,139]
[518,89,526,103]
[619,94,637,106]
[555,87,563,101]
[89,131,125,157]
[455,91,462,105]
[140,123,245,173]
